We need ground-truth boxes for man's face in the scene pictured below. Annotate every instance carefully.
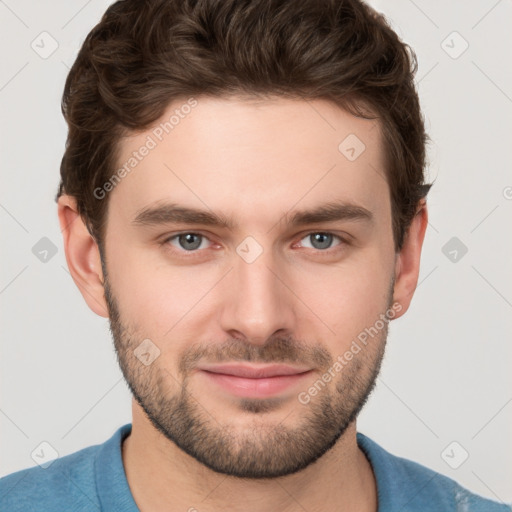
[101,96,398,478]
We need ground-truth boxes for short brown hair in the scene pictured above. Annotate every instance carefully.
[56,0,432,252]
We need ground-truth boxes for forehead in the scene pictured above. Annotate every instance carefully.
[108,96,389,231]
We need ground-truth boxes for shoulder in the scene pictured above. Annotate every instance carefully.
[0,442,101,512]
[357,433,511,512]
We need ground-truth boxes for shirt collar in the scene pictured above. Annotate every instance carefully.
[93,424,452,512]
[95,423,139,511]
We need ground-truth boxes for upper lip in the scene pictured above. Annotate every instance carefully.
[198,363,312,379]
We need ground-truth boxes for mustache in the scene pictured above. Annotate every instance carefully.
[178,336,332,376]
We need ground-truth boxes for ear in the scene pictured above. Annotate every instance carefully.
[57,195,109,318]
[392,199,428,319]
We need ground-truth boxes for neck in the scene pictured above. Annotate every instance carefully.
[122,400,377,512]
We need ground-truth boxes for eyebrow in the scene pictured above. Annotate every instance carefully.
[131,200,373,230]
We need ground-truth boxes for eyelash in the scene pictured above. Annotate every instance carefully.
[160,231,349,258]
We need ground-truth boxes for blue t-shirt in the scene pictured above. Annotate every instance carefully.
[0,424,509,511]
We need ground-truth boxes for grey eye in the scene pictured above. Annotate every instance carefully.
[301,232,338,250]
[175,233,205,251]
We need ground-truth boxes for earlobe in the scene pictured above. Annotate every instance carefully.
[391,200,428,320]
[57,195,109,318]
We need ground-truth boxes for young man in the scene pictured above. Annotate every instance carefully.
[0,0,508,511]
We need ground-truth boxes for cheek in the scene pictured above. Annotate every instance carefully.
[292,249,393,341]
[108,244,219,336]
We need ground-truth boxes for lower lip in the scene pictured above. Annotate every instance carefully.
[199,370,313,398]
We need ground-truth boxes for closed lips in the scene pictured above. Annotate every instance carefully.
[198,364,312,378]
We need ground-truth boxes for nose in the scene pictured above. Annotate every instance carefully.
[218,248,297,345]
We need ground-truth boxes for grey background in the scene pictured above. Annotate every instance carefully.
[1,0,511,504]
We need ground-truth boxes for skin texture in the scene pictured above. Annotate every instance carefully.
[58,96,428,512]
